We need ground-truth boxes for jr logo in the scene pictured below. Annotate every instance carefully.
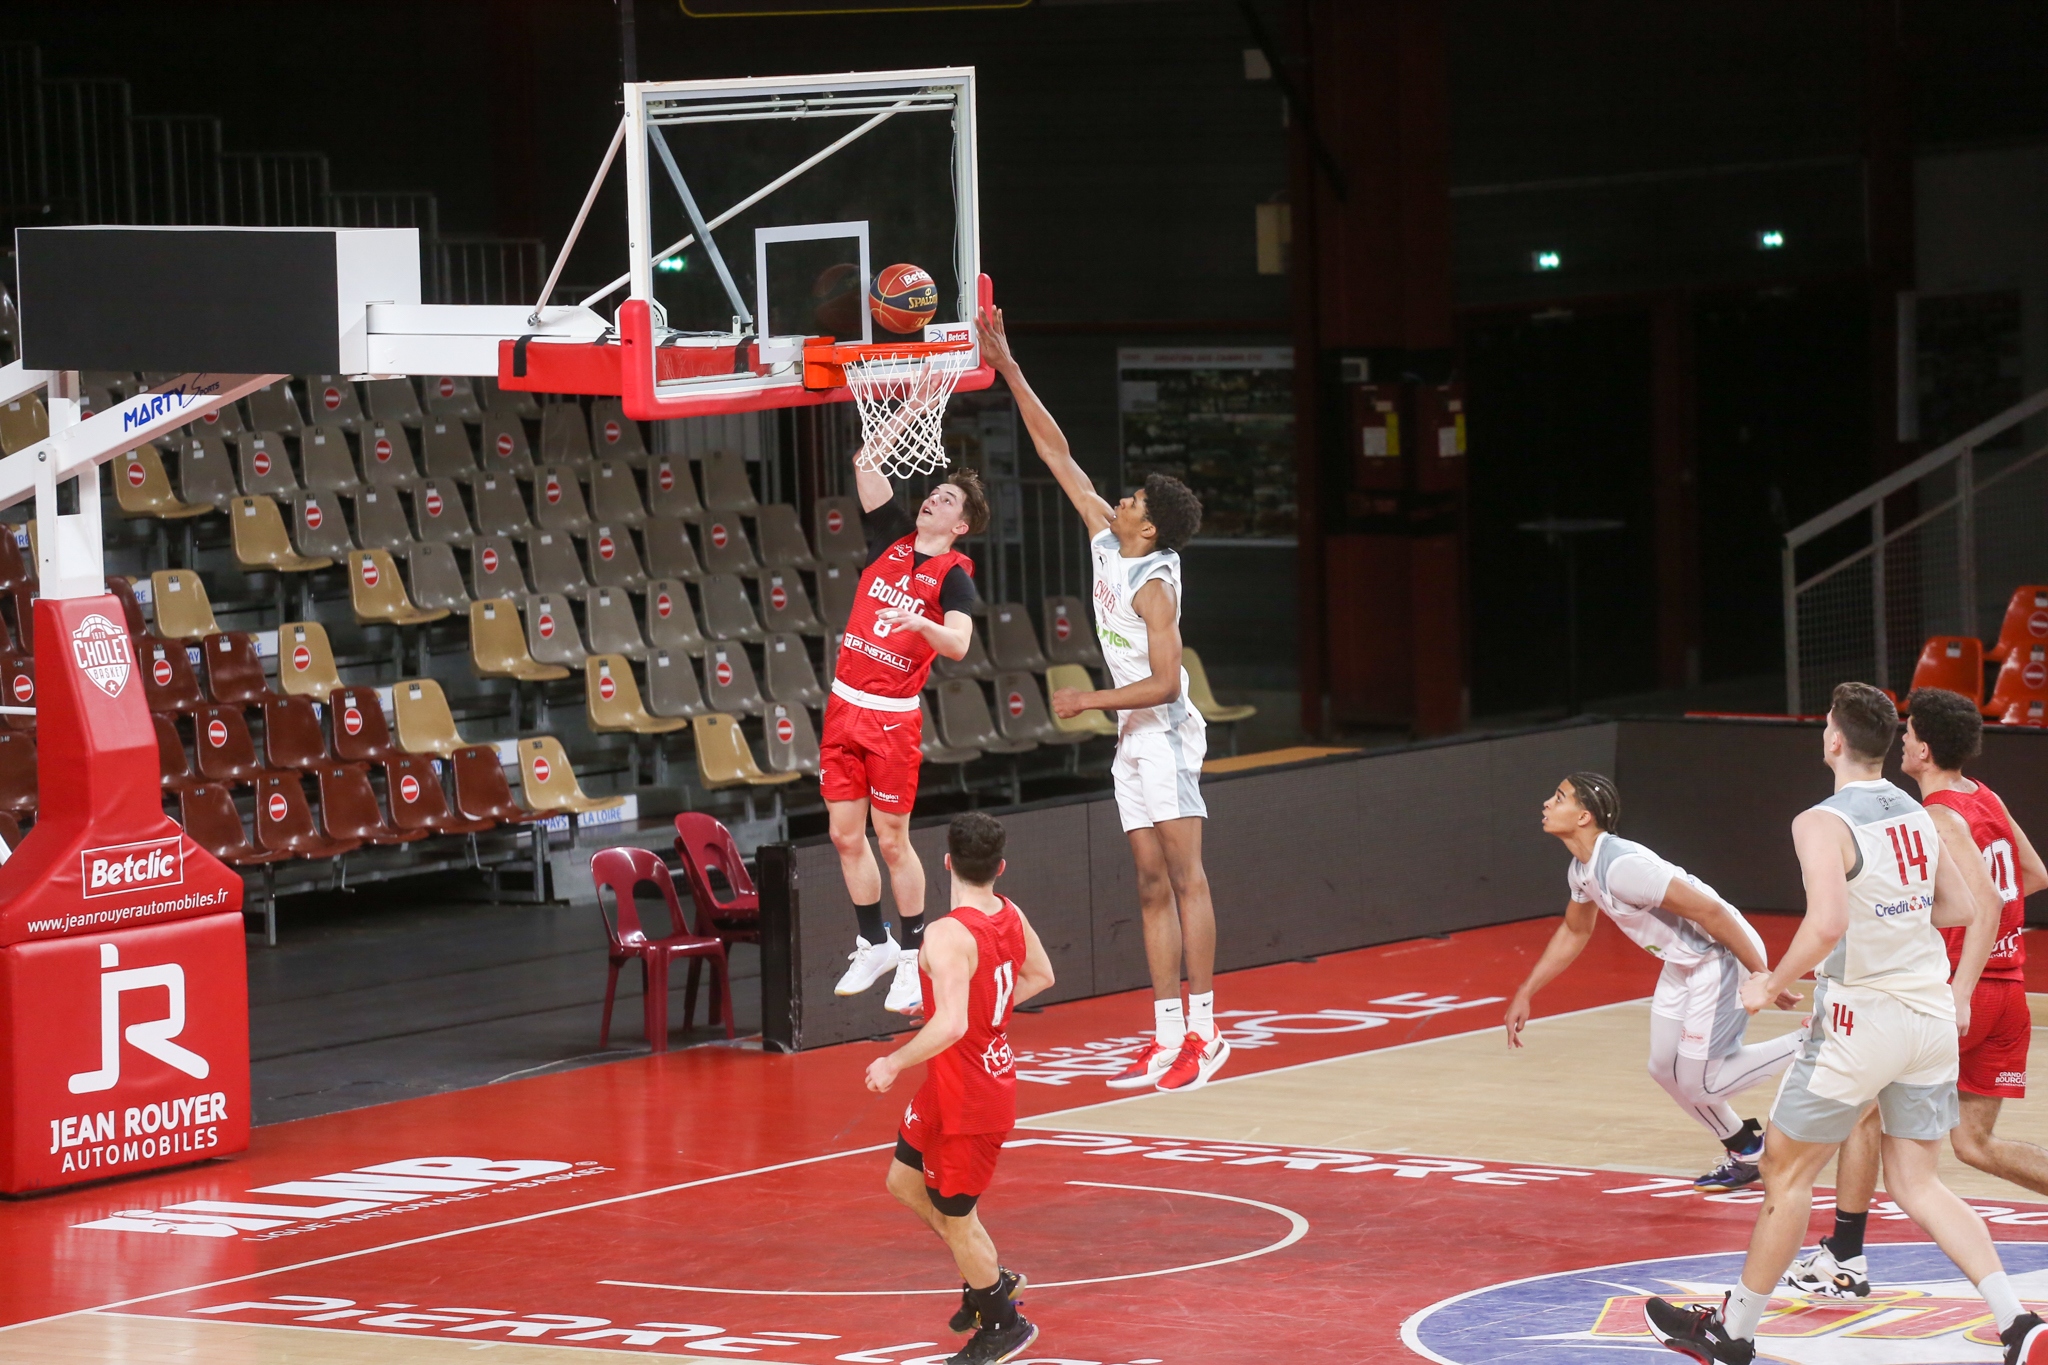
[68,943,210,1094]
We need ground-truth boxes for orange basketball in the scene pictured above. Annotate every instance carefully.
[811,263,863,337]
[869,263,939,335]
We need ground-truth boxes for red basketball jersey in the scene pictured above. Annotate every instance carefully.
[1930,779,2028,982]
[919,897,1026,1135]
[833,535,973,703]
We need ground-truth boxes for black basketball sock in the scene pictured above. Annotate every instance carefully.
[1824,1209,1868,1261]
[899,913,925,953]
[854,900,886,945]
[1722,1117,1765,1158]
[967,1277,1017,1330]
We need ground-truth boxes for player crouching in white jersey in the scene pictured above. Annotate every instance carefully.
[1644,683,2045,1365]
[1506,772,1806,1192]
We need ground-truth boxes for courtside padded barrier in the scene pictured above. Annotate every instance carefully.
[0,597,248,1193]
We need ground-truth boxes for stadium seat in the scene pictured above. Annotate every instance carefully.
[1185,647,1258,724]
[384,754,494,836]
[993,670,1086,747]
[230,496,332,574]
[590,845,733,1050]
[532,465,593,535]
[762,701,820,778]
[329,686,400,765]
[588,459,646,527]
[645,579,709,656]
[698,515,759,575]
[527,531,590,598]
[646,455,707,521]
[202,632,270,707]
[586,654,687,735]
[672,811,763,946]
[0,395,48,455]
[586,588,648,660]
[105,575,148,634]
[299,423,364,494]
[2002,698,2048,727]
[363,378,425,428]
[112,445,211,520]
[699,450,759,512]
[938,678,1036,755]
[520,736,625,816]
[480,414,536,478]
[244,380,304,436]
[699,573,764,642]
[192,704,279,784]
[469,534,529,601]
[252,771,362,859]
[692,712,801,795]
[393,678,469,757]
[173,434,241,511]
[260,695,332,772]
[235,431,300,500]
[350,486,415,555]
[450,745,546,825]
[754,504,818,571]
[150,570,222,639]
[405,542,471,614]
[931,626,997,682]
[589,398,649,461]
[180,782,290,868]
[0,527,30,595]
[524,593,588,668]
[987,604,1049,672]
[646,649,708,719]
[140,636,206,714]
[189,400,244,440]
[470,475,534,540]
[420,421,479,486]
[586,524,648,592]
[482,374,540,423]
[756,570,822,635]
[1045,663,1118,737]
[1908,636,1985,709]
[763,633,824,707]
[1988,586,2048,663]
[704,643,767,716]
[291,492,356,561]
[643,516,706,581]
[305,376,366,432]
[349,550,449,626]
[812,495,867,564]
[817,562,857,632]
[0,652,31,732]
[1041,595,1104,668]
[359,422,422,490]
[314,762,424,846]
[472,599,569,682]
[410,478,472,546]
[155,714,204,793]
[277,622,342,702]
[540,403,594,464]
[920,694,983,766]
[0,730,35,815]
[1985,643,2048,721]
[424,374,482,423]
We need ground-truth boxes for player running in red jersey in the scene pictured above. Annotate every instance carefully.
[827,426,989,1016]
[865,812,1056,1365]
[1785,685,2046,1301]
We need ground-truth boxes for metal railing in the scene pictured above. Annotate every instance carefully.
[131,114,222,225]
[1783,386,2048,714]
[220,151,330,226]
[437,237,550,306]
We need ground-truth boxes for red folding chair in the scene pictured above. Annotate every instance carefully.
[672,811,761,952]
[589,845,733,1050]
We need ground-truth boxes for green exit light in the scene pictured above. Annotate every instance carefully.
[1756,229,1785,250]
[656,256,687,273]
[1532,250,1562,272]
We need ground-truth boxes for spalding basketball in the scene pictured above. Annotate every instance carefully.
[811,263,864,338]
[870,263,938,335]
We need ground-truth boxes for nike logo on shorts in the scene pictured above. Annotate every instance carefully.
[883,724,900,731]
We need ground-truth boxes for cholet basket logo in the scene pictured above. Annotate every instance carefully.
[71,614,133,698]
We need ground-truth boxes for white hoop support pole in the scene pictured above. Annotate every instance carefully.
[531,117,627,326]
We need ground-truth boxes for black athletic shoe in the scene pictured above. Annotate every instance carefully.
[2004,1311,2048,1365]
[947,1315,1039,1365]
[948,1269,1025,1333]
[1643,1295,1755,1364]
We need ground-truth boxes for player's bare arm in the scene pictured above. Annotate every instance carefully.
[1503,900,1599,1048]
[865,918,977,1093]
[1053,579,1181,718]
[1013,912,1056,1006]
[1741,809,1853,1013]
[876,605,974,661]
[1991,788,2048,894]
[1658,878,1802,1007]
[1929,810,1997,1036]
[854,450,895,514]
[976,305,1113,536]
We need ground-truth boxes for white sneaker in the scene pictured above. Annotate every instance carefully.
[884,951,923,1015]
[1783,1242,1870,1299]
[834,934,901,996]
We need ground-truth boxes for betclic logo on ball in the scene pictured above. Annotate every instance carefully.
[81,836,184,900]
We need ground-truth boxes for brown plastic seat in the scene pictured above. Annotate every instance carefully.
[235,431,300,500]
[518,736,624,816]
[589,398,647,460]
[931,624,997,683]
[150,569,222,639]
[532,464,592,535]
[411,478,472,546]
[383,754,494,835]
[405,542,472,615]
[586,587,648,661]
[762,701,821,778]
[471,474,534,539]
[192,704,282,784]
[987,603,1050,672]
[698,514,759,575]
[642,516,706,581]
[350,485,415,554]
[0,651,32,732]
[113,445,212,521]
[425,374,482,422]
[291,491,356,561]
[480,415,536,478]
[937,678,1036,755]
[360,422,422,491]
[0,730,35,815]
[306,376,365,432]
[245,380,305,437]
[104,576,148,634]
[451,745,547,824]
[817,561,858,632]
[540,403,594,464]
[252,772,362,859]
[299,421,363,494]
[363,379,425,429]
[699,573,764,643]
[753,503,817,571]
[644,578,709,657]
[692,712,800,793]
[467,534,529,600]
[277,621,343,702]
[704,643,767,716]
[763,633,825,707]
[755,570,823,636]
[588,458,647,527]
[585,523,648,592]
[586,654,687,735]
[526,530,591,598]
[645,455,706,521]
[392,677,470,757]
[524,593,588,669]
[646,649,708,719]
[313,762,425,845]
[139,636,206,715]
[471,599,569,682]
[329,686,400,764]
[420,420,479,484]
[201,631,271,706]
[179,782,291,867]
[699,450,759,512]
[349,550,449,626]
[260,695,332,771]
[813,495,867,563]
[920,694,983,766]
[993,670,1086,747]
[154,714,205,792]
[173,433,241,510]
[1042,594,1105,669]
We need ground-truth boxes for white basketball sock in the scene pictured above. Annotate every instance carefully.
[1188,991,1215,1041]
[1723,1280,1769,1340]
[1153,998,1186,1049]
[1981,1270,2023,1331]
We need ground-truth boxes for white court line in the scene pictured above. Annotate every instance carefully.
[600,1180,1310,1297]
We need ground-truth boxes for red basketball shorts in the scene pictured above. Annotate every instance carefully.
[1959,976,2030,1099]
[819,696,923,813]
[900,1090,1007,1201]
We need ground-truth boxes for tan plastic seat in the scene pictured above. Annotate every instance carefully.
[468,534,529,600]
[704,643,767,715]
[588,459,646,527]
[359,422,422,490]
[112,445,212,520]
[756,570,823,636]
[236,430,300,499]
[1184,646,1257,724]
[306,376,366,432]
[230,496,332,573]
[754,503,817,571]
[919,694,983,765]
[699,573,763,642]
[420,419,479,485]
[763,633,824,708]
[424,374,482,422]
[291,491,356,560]
[699,450,759,512]
[174,433,241,510]
[405,542,471,614]
[586,654,686,735]
[532,464,592,535]
[244,380,304,437]
[277,621,343,702]
[585,523,647,592]
[480,414,536,478]
[643,516,705,581]
[993,670,1086,746]
[812,495,867,563]
[524,592,587,668]
[762,701,821,777]
[697,514,759,575]
[645,455,706,520]
[692,713,799,793]
[1,395,48,455]
[150,569,222,640]
[526,530,590,597]
[646,648,708,718]
[410,478,472,545]
[519,735,625,813]
[589,397,647,460]
[539,404,594,464]
[348,550,449,626]
[817,562,858,632]
[1045,663,1118,738]
[364,378,425,428]
[471,474,534,539]
[471,599,568,681]
[299,422,363,494]
[645,579,709,657]
[350,486,415,554]
[1042,594,1105,668]
[586,587,648,660]
[393,677,468,756]
[987,603,1050,672]
[937,678,1035,755]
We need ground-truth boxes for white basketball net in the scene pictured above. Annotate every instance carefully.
[846,351,964,480]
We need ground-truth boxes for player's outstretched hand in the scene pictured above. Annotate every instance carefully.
[1738,971,1772,1015]
[976,305,1015,372]
[1772,986,1802,1011]
[865,1055,902,1093]
[1503,995,1532,1049]
[1051,687,1087,719]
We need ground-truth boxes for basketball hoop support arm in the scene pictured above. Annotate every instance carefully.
[648,126,752,331]
[529,117,628,327]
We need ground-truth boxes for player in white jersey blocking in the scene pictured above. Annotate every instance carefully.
[1506,772,1806,1191]
[1643,683,2047,1365]
[977,307,1228,1093]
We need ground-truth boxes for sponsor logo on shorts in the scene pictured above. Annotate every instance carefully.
[1999,1070,2028,1087]
[870,788,902,805]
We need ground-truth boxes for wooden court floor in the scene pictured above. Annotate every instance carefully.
[6,916,2048,1364]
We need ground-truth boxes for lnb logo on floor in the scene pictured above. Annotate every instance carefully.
[1402,1243,2048,1363]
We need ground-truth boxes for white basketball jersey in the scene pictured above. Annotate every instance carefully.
[1567,833,1756,971]
[1090,528,1201,736]
[1812,779,1954,1019]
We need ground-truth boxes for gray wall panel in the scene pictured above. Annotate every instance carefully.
[1088,799,1148,997]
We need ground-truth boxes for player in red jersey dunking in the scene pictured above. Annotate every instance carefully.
[1785,685,2046,1302]
[866,812,1056,1365]
[827,432,989,1016]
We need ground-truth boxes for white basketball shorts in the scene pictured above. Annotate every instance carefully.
[1112,721,1208,832]
[1772,978,1959,1143]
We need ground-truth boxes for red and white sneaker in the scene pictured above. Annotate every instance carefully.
[1104,1039,1174,1090]
[1156,1031,1230,1092]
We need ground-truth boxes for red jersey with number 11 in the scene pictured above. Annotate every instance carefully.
[1930,779,2028,982]
[917,898,1026,1135]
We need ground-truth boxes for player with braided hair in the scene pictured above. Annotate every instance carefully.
[1504,772,1808,1192]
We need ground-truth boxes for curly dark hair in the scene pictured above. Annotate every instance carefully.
[947,810,1008,886]
[1905,686,1983,772]
[1141,473,1202,551]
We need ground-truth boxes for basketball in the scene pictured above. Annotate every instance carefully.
[810,262,863,338]
[869,263,939,334]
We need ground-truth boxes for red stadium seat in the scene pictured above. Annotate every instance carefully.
[191,704,279,785]
[202,631,271,706]
[1908,636,1985,710]
[105,575,149,634]
[381,755,493,836]
[2002,698,2048,728]
[672,812,761,950]
[328,686,401,765]
[178,782,292,868]
[154,714,204,793]
[0,731,35,816]
[139,636,205,715]
[260,695,332,772]
[590,845,734,1049]
[251,772,361,859]
[1988,585,2048,662]
[450,745,547,824]
[313,763,426,845]
[1985,643,2048,721]
[0,651,33,732]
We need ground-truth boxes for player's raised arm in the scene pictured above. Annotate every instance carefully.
[1503,899,1598,1048]
[1742,809,1853,1013]
[976,305,1113,535]
[1013,910,1056,1006]
[1052,578,1182,719]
